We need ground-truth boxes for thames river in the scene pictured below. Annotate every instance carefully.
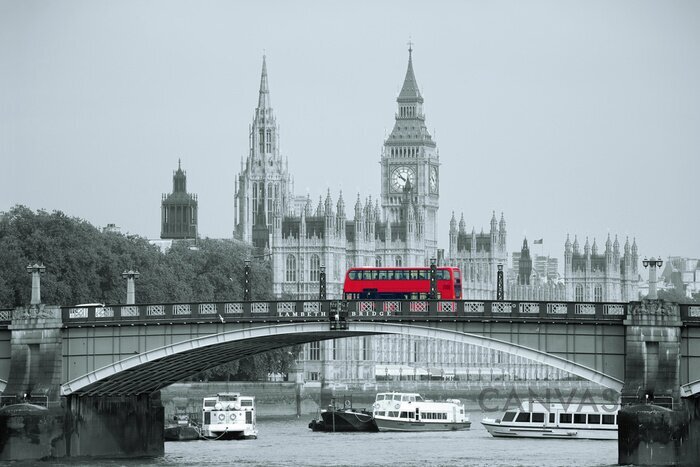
[22,411,617,467]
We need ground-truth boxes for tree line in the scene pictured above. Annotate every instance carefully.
[0,205,300,381]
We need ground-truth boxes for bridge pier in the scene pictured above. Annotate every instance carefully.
[618,299,699,465]
[0,305,164,461]
[65,392,164,458]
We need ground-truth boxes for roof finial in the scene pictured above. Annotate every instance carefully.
[178,158,181,170]
[407,37,413,59]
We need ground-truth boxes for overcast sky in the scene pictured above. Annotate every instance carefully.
[2,0,698,274]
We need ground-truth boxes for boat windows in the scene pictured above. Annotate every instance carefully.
[531,413,545,423]
[560,413,572,423]
[388,411,399,418]
[376,411,385,416]
[588,414,600,424]
[602,414,615,425]
[502,412,516,422]
[400,411,411,419]
[515,412,530,423]
[241,400,253,407]
[549,413,555,423]
[376,394,386,401]
[574,413,586,424]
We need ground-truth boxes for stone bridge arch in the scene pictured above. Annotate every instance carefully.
[61,322,623,396]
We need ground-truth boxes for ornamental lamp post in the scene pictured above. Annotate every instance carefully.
[496,264,504,301]
[244,260,251,301]
[121,269,140,305]
[429,257,437,299]
[642,257,663,300]
[319,265,326,300]
[26,263,46,305]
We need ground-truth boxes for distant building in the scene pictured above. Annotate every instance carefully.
[161,160,198,241]
[447,211,508,300]
[564,234,639,302]
[508,238,565,301]
[102,223,121,234]
[660,256,700,298]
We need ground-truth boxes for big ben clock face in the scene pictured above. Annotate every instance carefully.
[391,166,415,192]
[429,166,438,193]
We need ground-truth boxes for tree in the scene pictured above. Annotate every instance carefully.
[0,205,300,380]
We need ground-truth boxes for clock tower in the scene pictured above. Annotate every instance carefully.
[381,45,439,261]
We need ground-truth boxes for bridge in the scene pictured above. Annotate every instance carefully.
[1,297,700,464]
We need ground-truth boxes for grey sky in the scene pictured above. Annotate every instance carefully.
[2,0,698,274]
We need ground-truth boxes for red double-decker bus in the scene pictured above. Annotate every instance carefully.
[343,267,462,300]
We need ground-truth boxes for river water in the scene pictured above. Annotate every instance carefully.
[21,411,618,467]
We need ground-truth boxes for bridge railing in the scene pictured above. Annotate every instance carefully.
[60,299,629,326]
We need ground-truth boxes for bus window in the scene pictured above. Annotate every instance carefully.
[453,270,460,279]
[438,270,449,280]
[410,270,419,280]
[418,270,428,280]
[378,270,387,280]
[386,270,394,280]
[348,271,358,280]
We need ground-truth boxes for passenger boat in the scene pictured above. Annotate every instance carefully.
[481,401,619,439]
[308,397,378,432]
[201,393,258,440]
[372,392,470,432]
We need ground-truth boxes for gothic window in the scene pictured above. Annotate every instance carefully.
[308,341,320,360]
[575,284,584,301]
[310,254,320,282]
[594,285,603,302]
[332,339,337,360]
[252,182,258,220]
[259,129,264,153]
[286,255,297,282]
[266,130,272,153]
[375,255,382,267]
[267,184,273,221]
[395,255,402,267]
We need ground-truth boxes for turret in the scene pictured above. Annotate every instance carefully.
[591,238,598,256]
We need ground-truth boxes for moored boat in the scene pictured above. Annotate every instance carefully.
[201,393,258,440]
[309,397,378,432]
[164,413,201,441]
[372,392,470,432]
[481,401,619,440]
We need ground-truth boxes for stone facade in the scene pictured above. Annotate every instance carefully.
[161,160,198,240]
[565,234,639,302]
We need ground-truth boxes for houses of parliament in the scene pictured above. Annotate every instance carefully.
[159,47,639,384]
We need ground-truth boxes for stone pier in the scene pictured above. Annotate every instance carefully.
[0,305,164,461]
[618,299,699,465]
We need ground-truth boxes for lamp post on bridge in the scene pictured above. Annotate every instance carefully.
[429,257,437,299]
[121,270,140,305]
[642,257,663,300]
[26,263,46,306]
[496,264,504,301]
[319,265,326,300]
[244,260,251,301]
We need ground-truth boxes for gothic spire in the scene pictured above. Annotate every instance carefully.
[257,55,271,111]
[398,43,423,104]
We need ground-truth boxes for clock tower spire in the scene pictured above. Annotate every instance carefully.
[381,44,439,262]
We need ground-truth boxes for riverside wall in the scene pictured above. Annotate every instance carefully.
[160,380,616,422]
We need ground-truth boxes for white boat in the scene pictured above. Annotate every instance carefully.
[201,393,258,440]
[372,392,470,432]
[481,401,619,440]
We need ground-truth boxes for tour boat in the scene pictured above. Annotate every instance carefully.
[200,393,258,440]
[481,401,619,440]
[308,397,378,432]
[372,392,470,432]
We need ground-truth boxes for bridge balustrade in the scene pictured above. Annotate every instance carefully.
[59,299,633,326]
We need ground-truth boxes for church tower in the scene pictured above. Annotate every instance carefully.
[161,159,198,240]
[234,56,293,244]
[380,44,439,262]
